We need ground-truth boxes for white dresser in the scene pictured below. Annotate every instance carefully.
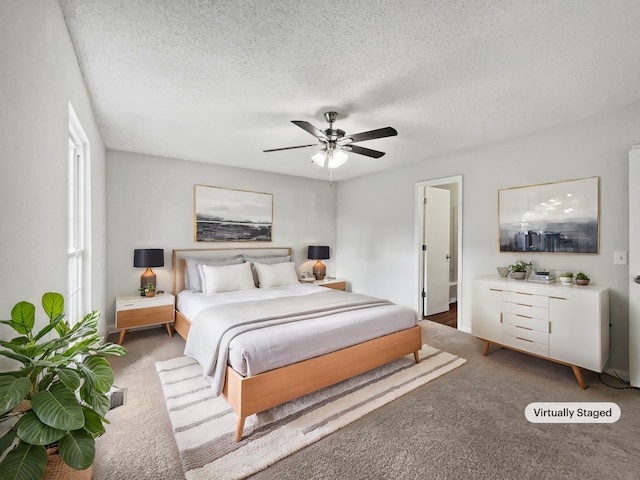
[472,275,609,388]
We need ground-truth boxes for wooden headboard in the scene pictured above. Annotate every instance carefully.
[172,247,292,294]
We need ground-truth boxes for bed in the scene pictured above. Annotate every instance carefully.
[171,248,422,442]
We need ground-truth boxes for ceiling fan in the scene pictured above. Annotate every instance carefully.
[263,111,398,169]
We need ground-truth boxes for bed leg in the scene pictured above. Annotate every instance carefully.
[413,351,421,364]
[234,415,246,442]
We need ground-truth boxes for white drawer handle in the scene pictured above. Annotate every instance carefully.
[516,336,534,343]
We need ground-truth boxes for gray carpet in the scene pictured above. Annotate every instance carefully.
[96,321,640,480]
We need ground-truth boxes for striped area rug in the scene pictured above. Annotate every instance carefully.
[155,345,466,480]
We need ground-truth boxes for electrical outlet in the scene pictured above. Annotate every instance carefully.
[614,251,628,265]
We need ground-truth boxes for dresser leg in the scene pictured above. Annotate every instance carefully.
[118,329,127,345]
[571,365,586,389]
[482,340,491,356]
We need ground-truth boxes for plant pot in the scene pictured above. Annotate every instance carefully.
[512,271,526,280]
[497,267,509,277]
[576,279,590,286]
[45,449,92,480]
[145,291,156,297]
[560,277,573,285]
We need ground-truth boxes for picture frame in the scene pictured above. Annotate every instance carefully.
[194,184,273,242]
[498,176,599,253]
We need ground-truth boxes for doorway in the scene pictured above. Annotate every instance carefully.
[417,176,462,329]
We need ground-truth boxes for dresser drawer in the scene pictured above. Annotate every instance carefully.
[502,291,548,308]
[116,304,174,329]
[502,312,549,332]
[502,323,549,344]
[501,333,549,357]
[502,302,548,320]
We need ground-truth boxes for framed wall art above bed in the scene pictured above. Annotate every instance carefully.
[194,184,273,242]
[498,176,599,253]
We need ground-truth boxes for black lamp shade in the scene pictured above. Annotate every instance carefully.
[308,245,329,260]
[133,248,165,268]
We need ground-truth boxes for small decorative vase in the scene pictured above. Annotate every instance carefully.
[576,279,590,286]
[512,271,526,280]
[560,277,573,285]
[497,267,509,277]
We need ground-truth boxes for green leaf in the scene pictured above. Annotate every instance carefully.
[57,368,81,391]
[31,316,63,343]
[58,429,95,470]
[95,342,128,357]
[9,302,36,336]
[83,356,114,393]
[82,407,106,437]
[0,441,47,480]
[15,410,65,446]
[41,292,64,322]
[0,376,31,416]
[31,383,84,431]
[0,429,18,457]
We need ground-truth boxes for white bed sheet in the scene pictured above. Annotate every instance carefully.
[177,284,419,377]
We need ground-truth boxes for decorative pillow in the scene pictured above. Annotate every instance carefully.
[185,256,243,292]
[243,255,291,286]
[254,262,299,288]
[200,262,256,294]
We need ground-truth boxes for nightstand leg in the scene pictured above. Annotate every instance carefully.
[165,323,173,338]
[118,329,127,345]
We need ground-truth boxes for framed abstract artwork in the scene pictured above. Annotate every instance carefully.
[498,177,599,253]
[194,184,273,242]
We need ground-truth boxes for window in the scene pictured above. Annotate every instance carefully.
[68,104,91,325]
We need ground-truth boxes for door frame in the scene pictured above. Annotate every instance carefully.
[415,175,463,329]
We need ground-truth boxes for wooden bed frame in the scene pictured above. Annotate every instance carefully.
[171,248,423,442]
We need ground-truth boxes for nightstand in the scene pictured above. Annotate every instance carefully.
[115,293,175,345]
[314,278,347,291]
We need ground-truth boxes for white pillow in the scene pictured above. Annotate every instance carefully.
[243,255,291,286]
[185,256,243,292]
[201,262,256,294]
[254,262,299,288]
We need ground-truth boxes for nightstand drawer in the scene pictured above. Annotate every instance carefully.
[116,295,174,310]
[319,281,346,291]
[116,304,174,329]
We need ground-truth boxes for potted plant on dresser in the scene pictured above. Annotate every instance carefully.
[0,292,127,480]
[509,260,532,280]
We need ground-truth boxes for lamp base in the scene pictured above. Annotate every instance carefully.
[140,268,157,295]
[313,260,326,280]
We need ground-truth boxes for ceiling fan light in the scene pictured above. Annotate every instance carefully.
[327,149,348,169]
[311,150,327,167]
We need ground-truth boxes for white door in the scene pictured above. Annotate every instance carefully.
[629,146,640,387]
[424,186,451,316]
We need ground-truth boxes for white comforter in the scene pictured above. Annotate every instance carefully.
[180,284,418,395]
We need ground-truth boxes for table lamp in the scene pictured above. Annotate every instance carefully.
[308,245,330,280]
[133,248,164,291]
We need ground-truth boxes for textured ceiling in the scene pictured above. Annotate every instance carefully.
[58,0,640,181]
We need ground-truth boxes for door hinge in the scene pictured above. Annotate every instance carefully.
[422,244,427,251]
[421,290,426,298]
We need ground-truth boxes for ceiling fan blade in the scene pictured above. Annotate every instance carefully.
[263,144,317,153]
[343,144,386,158]
[291,120,328,140]
[345,126,398,143]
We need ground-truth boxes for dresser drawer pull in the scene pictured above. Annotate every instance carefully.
[515,303,533,308]
[122,303,135,307]
[515,292,533,296]
[549,296,567,300]
[516,336,534,343]
[516,314,532,319]
[516,325,533,331]
[490,288,503,292]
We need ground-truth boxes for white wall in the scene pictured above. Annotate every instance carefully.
[105,150,337,327]
[0,1,107,335]
[337,102,640,373]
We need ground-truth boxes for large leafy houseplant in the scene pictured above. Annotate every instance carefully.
[0,292,126,480]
